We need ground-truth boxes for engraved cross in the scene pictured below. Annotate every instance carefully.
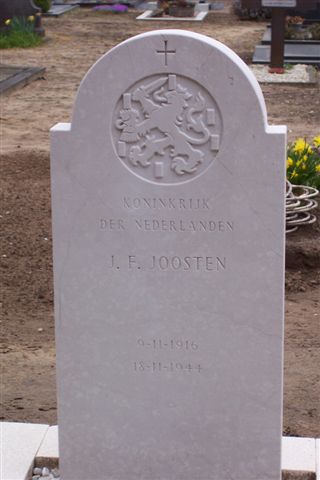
[156,40,176,66]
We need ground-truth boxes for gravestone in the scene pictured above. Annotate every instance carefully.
[0,0,40,28]
[51,30,286,480]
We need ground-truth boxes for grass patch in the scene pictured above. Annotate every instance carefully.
[0,30,42,48]
[0,16,43,49]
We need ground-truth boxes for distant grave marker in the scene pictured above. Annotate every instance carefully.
[243,0,318,71]
[0,0,40,28]
[51,29,286,480]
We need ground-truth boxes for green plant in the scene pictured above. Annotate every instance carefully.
[309,23,320,41]
[34,0,51,13]
[0,16,42,48]
[287,136,320,188]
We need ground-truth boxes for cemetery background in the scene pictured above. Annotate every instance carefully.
[1,0,319,439]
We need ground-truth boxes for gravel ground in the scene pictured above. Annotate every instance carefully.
[32,467,60,480]
[251,64,318,84]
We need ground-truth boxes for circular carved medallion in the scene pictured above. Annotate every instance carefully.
[112,74,222,185]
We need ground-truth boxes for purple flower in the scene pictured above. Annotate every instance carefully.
[92,4,128,12]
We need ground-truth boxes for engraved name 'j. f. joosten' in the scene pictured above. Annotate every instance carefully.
[108,255,227,272]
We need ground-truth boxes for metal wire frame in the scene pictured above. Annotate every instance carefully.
[286,181,319,233]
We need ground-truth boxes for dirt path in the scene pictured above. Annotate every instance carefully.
[0,1,319,436]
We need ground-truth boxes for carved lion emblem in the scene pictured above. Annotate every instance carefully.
[113,74,222,184]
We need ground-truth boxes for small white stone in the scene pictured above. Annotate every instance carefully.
[32,476,40,480]
[38,327,44,332]
[42,466,50,476]
[33,467,42,475]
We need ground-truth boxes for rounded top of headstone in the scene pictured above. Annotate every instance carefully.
[70,30,269,185]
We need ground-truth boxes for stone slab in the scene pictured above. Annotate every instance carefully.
[51,30,286,480]
[35,425,59,468]
[252,44,320,64]
[0,422,49,480]
[44,4,79,15]
[282,437,317,473]
[262,0,296,7]
[0,65,46,96]
[137,9,208,20]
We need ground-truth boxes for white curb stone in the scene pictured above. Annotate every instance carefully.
[35,426,59,468]
[316,439,320,480]
[0,422,49,480]
[282,437,317,473]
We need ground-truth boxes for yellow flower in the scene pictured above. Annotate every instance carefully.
[28,15,35,21]
[291,171,298,178]
[301,164,306,170]
[316,165,320,172]
[5,19,11,25]
[286,157,293,168]
[314,136,320,147]
[293,138,306,153]
[293,138,312,154]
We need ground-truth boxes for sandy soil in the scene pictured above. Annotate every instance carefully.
[0,1,319,437]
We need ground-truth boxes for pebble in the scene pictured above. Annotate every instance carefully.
[42,467,50,476]
[33,466,60,480]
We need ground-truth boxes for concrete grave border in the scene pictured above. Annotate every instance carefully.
[136,9,208,20]
[0,65,45,96]
[1,423,319,480]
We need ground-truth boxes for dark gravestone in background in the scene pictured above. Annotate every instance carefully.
[241,0,320,17]
[241,0,318,8]
[241,0,320,16]
[0,0,40,27]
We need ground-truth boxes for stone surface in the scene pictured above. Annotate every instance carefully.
[0,65,46,96]
[0,422,49,480]
[51,30,286,480]
[35,425,59,468]
[0,0,40,28]
[44,4,79,16]
[282,437,316,472]
[317,439,320,480]
[136,9,208,20]
[252,44,320,64]
[262,0,296,6]
[282,437,317,473]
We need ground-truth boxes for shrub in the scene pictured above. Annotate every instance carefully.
[34,0,51,13]
[287,137,320,188]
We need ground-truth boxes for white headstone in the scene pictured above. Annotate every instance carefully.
[51,30,286,480]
